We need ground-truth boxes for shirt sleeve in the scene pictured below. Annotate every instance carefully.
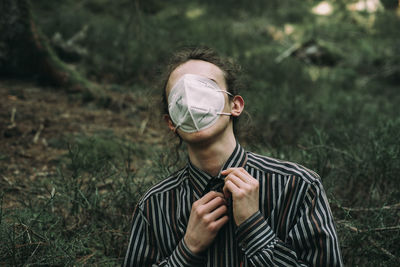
[123,204,206,267]
[235,180,343,267]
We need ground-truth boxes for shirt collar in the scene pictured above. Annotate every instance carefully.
[188,142,247,197]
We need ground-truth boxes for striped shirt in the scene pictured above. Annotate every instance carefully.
[123,142,343,266]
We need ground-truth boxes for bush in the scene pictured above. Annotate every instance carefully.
[2,0,399,265]
[0,133,162,265]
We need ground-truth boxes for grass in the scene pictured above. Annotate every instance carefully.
[1,132,164,265]
[1,0,399,265]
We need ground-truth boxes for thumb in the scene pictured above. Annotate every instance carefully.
[223,183,231,199]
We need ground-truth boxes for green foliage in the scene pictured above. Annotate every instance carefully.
[3,0,399,265]
[0,133,162,265]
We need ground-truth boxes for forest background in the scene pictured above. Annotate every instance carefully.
[1,0,399,265]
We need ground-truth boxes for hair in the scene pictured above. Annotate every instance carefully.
[160,46,244,170]
[161,46,242,133]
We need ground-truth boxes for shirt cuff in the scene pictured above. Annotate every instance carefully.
[170,238,206,266]
[235,211,276,257]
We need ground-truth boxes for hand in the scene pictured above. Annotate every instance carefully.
[184,191,229,254]
[222,167,259,226]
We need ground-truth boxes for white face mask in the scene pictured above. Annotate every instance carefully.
[168,73,233,133]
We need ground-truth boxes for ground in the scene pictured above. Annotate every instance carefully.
[0,79,166,209]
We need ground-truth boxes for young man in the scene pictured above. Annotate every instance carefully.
[123,47,343,266]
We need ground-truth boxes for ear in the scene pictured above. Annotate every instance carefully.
[164,114,176,132]
[230,95,244,117]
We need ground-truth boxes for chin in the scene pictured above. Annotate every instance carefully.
[178,128,213,144]
[179,119,231,145]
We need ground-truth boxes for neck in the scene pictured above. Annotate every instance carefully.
[187,129,237,177]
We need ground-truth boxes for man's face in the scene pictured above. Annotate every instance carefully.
[165,60,233,144]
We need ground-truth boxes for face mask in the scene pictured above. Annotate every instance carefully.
[168,73,233,133]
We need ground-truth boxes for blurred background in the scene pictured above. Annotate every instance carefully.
[1,0,399,265]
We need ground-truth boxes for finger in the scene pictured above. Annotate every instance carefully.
[223,168,255,185]
[221,168,235,176]
[225,173,248,189]
[223,180,241,198]
[198,191,224,205]
[235,168,256,183]
[207,204,228,221]
[202,196,227,213]
[222,178,237,198]
[222,184,231,199]
[211,215,229,231]
[222,168,249,182]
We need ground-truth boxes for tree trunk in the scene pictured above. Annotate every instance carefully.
[0,0,102,98]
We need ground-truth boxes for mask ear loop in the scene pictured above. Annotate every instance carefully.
[216,90,234,116]
[216,90,234,97]
[218,112,232,116]
[173,124,180,133]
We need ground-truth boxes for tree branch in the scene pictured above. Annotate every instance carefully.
[334,202,400,212]
[337,220,400,262]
